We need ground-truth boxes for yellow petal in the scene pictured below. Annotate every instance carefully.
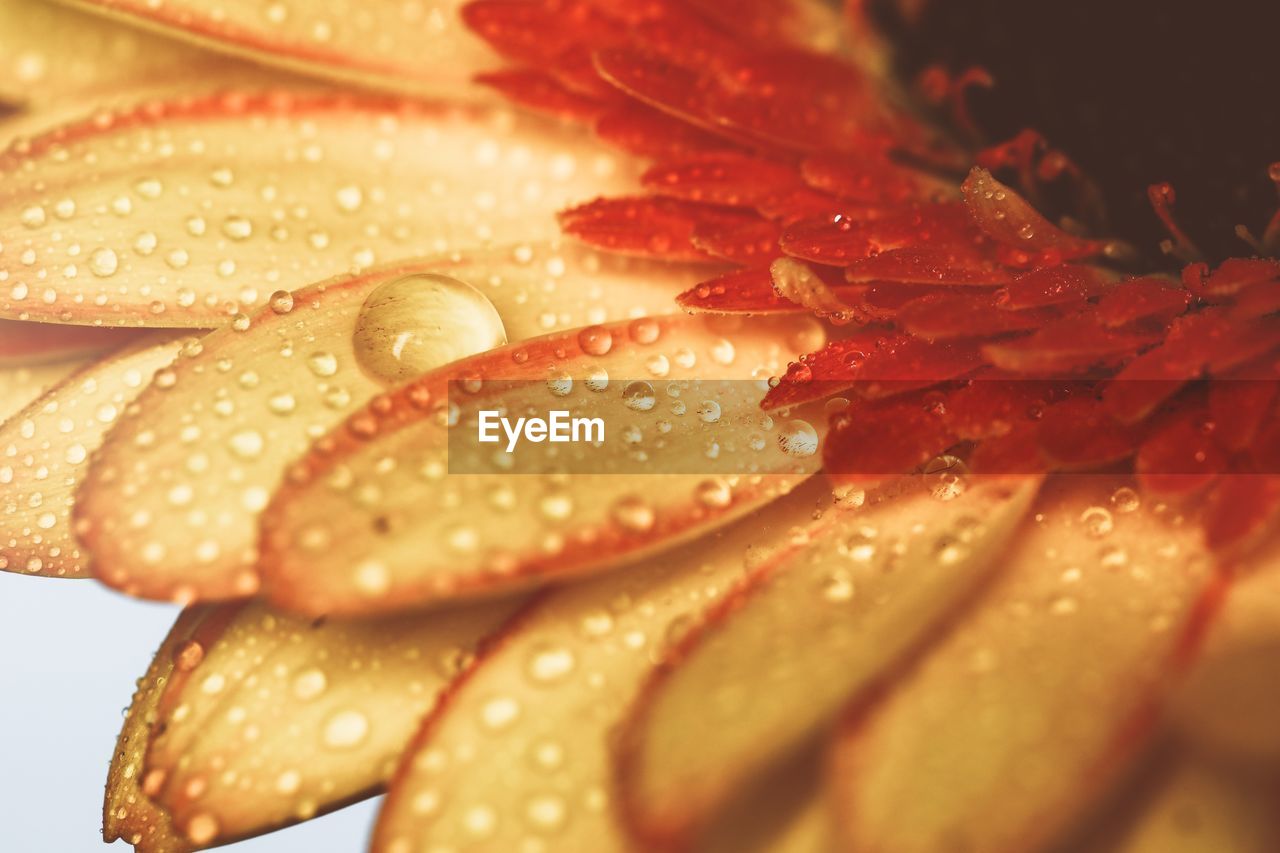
[1,333,184,577]
[260,313,826,615]
[104,605,215,853]
[0,91,637,327]
[143,596,519,846]
[77,244,698,601]
[1171,533,1280,764]
[57,0,501,96]
[616,473,1041,845]
[0,0,240,112]
[827,476,1222,853]
[373,478,834,853]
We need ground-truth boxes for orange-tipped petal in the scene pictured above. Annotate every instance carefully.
[139,596,518,847]
[0,320,145,365]
[0,91,637,327]
[615,474,1040,846]
[77,245,694,602]
[961,166,1106,262]
[104,604,218,853]
[828,475,1222,853]
[260,313,827,615]
[59,0,500,96]
[0,0,242,113]
[1171,534,1280,764]
[373,479,834,853]
[2,333,184,577]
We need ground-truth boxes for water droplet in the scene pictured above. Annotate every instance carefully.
[293,668,328,700]
[525,645,576,684]
[89,248,118,277]
[612,495,655,533]
[1080,506,1114,538]
[1109,486,1140,513]
[480,696,521,730]
[353,275,506,384]
[777,419,818,457]
[697,400,721,423]
[185,813,219,845]
[269,290,295,314]
[694,478,733,508]
[307,352,339,378]
[577,325,613,356]
[623,381,656,412]
[322,710,369,749]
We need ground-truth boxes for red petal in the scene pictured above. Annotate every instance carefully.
[997,265,1113,311]
[642,153,802,207]
[1135,404,1228,496]
[1092,278,1191,328]
[1196,257,1280,299]
[897,293,1050,341]
[782,205,979,266]
[1037,397,1145,468]
[558,197,720,261]
[677,266,801,314]
[823,395,958,482]
[961,167,1106,263]
[982,317,1160,376]
[475,69,606,121]
[1208,376,1277,453]
[843,246,1009,286]
[464,0,624,67]
[594,102,738,159]
[1100,312,1226,423]
[691,215,782,264]
[761,332,895,410]
[800,152,943,206]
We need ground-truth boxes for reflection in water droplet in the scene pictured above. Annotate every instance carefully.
[623,381,656,412]
[777,419,818,457]
[353,274,506,384]
[322,709,370,749]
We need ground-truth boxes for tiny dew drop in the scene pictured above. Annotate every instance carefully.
[612,495,656,533]
[353,274,506,384]
[269,290,295,314]
[1080,506,1114,538]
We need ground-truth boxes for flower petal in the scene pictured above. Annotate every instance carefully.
[828,476,1222,853]
[0,91,636,326]
[0,0,242,113]
[1171,534,1280,763]
[77,244,695,601]
[961,167,1106,262]
[614,475,1041,845]
[139,596,517,847]
[0,320,145,364]
[2,332,183,577]
[104,605,215,853]
[373,479,833,853]
[259,313,827,615]
[60,0,500,96]
[1066,753,1280,853]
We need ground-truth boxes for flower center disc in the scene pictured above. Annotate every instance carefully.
[874,0,1280,260]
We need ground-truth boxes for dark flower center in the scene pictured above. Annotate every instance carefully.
[873,0,1279,262]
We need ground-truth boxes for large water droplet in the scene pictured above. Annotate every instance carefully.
[353,274,506,384]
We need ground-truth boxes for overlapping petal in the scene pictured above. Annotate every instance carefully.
[614,473,1040,845]
[0,91,637,326]
[827,476,1223,853]
[76,244,696,601]
[373,478,831,852]
[2,332,184,577]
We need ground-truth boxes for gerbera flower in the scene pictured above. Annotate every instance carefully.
[2,0,1278,851]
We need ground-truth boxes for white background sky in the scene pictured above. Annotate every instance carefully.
[0,573,379,852]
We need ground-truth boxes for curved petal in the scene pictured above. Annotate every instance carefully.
[828,475,1223,853]
[2,333,184,577]
[0,91,637,327]
[1171,532,1280,763]
[615,474,1041,845]
[104,604,215,853]
[56,0,501,96]
[0,320,145,365]
[0,0,240,112]
[260,312,827,615]
[0,357,99,424]
[76,244,698,601]
[141,596,518,847]
[373,479,833,853]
